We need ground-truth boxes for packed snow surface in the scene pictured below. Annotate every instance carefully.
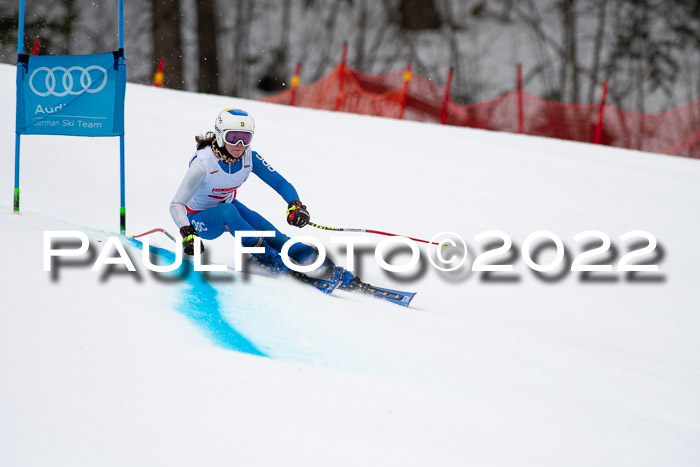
[1,63,699,466]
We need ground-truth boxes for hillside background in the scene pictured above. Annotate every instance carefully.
[1,0,699,113]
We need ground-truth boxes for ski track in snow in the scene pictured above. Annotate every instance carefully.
[127,239,267,357]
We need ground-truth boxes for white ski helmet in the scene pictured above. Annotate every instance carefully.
[214,108,255,147]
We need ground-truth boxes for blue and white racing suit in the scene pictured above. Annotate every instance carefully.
[170,145,316,264]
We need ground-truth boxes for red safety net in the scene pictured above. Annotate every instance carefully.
[261,64,700,159]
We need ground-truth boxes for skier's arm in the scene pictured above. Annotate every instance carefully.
[252,151,300,204]
[170,158,206,228]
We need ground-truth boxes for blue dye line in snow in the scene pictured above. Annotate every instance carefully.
[128,239,267,357]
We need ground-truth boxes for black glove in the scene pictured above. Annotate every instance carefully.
[286,200,310,228]
[180,224,203,255]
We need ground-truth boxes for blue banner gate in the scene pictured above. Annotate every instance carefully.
[14,0,127,234]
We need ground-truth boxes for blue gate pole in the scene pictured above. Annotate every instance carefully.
[17,0,25,51]
[119,0,125,46]
[119,0,126,235]
[14,133,20,212]
[14,0,26,213]
[120,136,125,235]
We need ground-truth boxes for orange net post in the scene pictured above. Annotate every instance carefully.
[289,63,302,106]
[399,63,412,119]
[153,57,166,88]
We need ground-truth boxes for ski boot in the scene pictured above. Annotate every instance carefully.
[319,258,367,291]
[250,237,290,275]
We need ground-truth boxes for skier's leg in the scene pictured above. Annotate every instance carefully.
[188,203,288,272]
[187,203,256,242]
[231,201,356,284]
[233,200,318,265]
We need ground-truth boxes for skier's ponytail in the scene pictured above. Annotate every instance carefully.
[195,131,217,150]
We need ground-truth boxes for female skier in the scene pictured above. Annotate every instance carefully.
[170,108,355,286]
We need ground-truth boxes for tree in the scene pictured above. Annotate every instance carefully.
[0,2,78,57]
[197,0,219,94]
[257,0,292,93]
[151,0,184,89]
[228,0,255,96]
[559,0,580,103]
[604,0,681,112]
[398,0,441,30]
[587,0,608,103]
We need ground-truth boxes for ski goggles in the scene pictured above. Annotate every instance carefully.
[223,130,253,146]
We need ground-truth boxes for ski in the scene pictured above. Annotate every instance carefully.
[129,235,341,295]
[290,271,341,295]
[340,279,416,307]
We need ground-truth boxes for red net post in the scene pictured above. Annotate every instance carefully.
[517,64,523,134]
[440,67,454,125]
[153,57,166,88]
[399,63,412,119]
[334,42,348,112]
[31,38,41,55]
[289,62,302,106]
[594,80,608,144]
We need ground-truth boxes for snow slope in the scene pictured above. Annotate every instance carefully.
[1,63,699,466]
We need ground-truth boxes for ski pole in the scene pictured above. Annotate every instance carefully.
[130,227,176,242]
[132,225,442,247]
[308,222,440,246]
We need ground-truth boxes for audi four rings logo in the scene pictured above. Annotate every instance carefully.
[29,66,108,97]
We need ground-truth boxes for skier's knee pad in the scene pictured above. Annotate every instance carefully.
[288,243,319,266]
